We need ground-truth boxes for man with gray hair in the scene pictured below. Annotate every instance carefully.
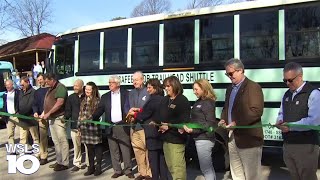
[219,58,264,180]
[128,71,151,180]
[276,62,320,180]
[1,79,19,153]
[92,75,134,179]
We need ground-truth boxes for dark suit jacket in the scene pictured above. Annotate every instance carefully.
[135,94,164,150]
[221,77,264,148]
[1,89,19,122]
[92,88,130,135]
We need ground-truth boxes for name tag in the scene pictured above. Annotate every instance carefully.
[296,101,299,105]
[142,96,146,101]
[196,105,202,108]
[285,97,289,102]
[169,104,176,109]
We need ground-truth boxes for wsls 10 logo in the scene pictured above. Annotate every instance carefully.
[6,144,40,175]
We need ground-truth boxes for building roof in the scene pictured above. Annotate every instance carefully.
[0,33,55,58]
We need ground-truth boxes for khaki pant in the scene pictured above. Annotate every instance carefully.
[283,143,319,180]
[131,129,152,177]
[228,132,262,180]
[39,119,49,159]
[71,129,89,167]
[163,142,186,180]
[49,116,69,166]
[20,125,39,145]
[6,116,18,145]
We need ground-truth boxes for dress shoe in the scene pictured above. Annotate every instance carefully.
[49,162,58,168]
[71,166,80,172]
[144,175,152,180]
[94,165,102,176]
[111,173,123,178]
[39,159,48,165]
[135,175,144,180]
[84,167,95,176]
[53,164,68,171]
[126,173,135,179]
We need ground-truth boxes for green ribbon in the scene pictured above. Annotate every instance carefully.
[168,123,216,133]
[0,111,39,121]
[1,111,319,132]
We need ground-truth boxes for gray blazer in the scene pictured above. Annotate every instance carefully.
[129,86,149,130]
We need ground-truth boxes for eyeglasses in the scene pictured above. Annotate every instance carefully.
[225,70,239,77]
[283,74,299,83]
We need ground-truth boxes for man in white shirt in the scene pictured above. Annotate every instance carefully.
[92,75,134,179]
[1,80,19,150]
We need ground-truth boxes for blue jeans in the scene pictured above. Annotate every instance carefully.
[195,140,216,180]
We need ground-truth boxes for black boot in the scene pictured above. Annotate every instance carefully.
[84,166,95,176]
[94,164,102,176]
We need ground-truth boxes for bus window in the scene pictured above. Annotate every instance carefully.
[79,32,100,72]
[164,18,194,66]
[104,28,127,69]
[240,9,278,61]
[200,14,234,63]
[132,23,159,67]
[285,5,320,60]
[55,43,74,77]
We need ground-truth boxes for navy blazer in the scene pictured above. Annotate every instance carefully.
[92,88,130,134]
[135,94,164,150]
[1,89,19,122]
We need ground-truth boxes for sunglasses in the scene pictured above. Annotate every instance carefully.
[283,74,299,83]
[225,70,239,77]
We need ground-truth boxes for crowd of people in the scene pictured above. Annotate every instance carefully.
[1,58,319,180]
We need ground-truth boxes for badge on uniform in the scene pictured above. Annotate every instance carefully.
[142,96,146,101]
[169,104,176,109]
[196,105,202,108]
[296,101,299,105]
[285,97,289,102]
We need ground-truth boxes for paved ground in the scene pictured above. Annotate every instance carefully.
[0,127,319,180]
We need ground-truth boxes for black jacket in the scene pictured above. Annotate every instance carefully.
[1,89,19,122]
[156,94,190,144]
[136,94,164,150]
[190,98,217,141]
[65,93,85,129]
[18,85,37,126]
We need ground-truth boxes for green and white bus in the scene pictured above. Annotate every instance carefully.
[50,0,320,166]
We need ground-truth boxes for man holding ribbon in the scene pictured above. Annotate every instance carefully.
[92,75,134,179]
[276,62,320,180]
[128,71,152,180]
[219,58,264,180]
[41,73,69,171]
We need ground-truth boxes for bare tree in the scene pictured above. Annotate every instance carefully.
[131,0,171,17]
[0,0,11,35]
[187,0,223,9]
[9,0,52,37]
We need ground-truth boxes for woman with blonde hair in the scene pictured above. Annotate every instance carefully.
[183,78,218,180]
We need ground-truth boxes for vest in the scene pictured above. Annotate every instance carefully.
[44,81,67,118]
[282,82,319,144]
